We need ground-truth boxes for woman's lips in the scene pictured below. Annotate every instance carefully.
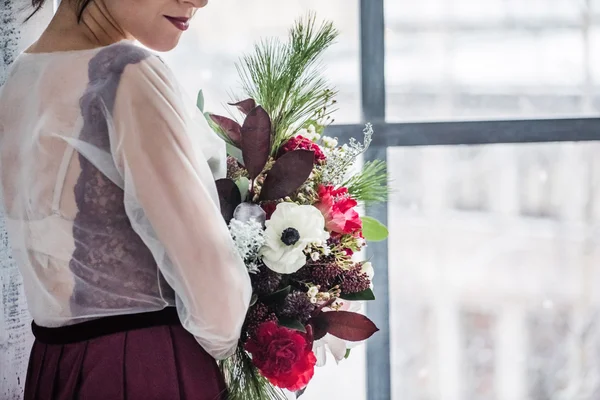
[165,16,190,31]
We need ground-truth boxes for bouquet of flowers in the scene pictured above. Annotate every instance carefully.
[199,14,389,399]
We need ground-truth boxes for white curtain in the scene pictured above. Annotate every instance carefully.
[0,2,52,399]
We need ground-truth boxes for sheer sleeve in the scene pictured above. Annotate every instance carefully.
[109,55,251,360]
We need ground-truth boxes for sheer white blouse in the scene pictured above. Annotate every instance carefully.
[0,41,252,360]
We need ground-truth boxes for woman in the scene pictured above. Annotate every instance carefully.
[0,0,252,399]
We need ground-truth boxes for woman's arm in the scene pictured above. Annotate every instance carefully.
[110,55,251,360]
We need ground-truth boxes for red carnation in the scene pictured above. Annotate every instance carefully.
[245,321,316,391]
[315,185,362,234]
[280,135,326,164]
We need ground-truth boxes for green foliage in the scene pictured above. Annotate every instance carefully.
[278,317,307,333]
[361,216,389,242]
[344,160,389,204]
[236,13,339,155]
[340,288,376,301]
[197,89,205,113]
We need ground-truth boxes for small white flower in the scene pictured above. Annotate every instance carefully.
[311,252,320,261]
[303,125,321,142]
[361,262,375,288]
[322,292,331,300]
[323,246,331,256]
[260,203,329,274]
[321,136,338,149]
[307,286,319,298]
[310,297,318,304]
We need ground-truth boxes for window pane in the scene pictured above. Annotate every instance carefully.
[388,142,600,400]
[161,0,361,124]
[385,1,600,121]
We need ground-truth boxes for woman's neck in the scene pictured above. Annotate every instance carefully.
[27,0,133,53]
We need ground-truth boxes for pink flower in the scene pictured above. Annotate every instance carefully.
[315,185,362,235]
[279,135,326,164]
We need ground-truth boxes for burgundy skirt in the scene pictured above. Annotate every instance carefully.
[24,308,227,400]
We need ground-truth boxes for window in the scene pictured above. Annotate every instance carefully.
[384,0,600,121]
[527,308,570,400]
[388,142,600,400]
[462,310,496,400]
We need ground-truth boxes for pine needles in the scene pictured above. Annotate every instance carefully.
[236,13,339,155]
[344,160,389,204]
[219,345,287,400]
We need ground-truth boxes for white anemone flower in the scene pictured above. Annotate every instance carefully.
[260,203,329,274]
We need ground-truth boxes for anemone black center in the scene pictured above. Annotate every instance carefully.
[281,227,300,246]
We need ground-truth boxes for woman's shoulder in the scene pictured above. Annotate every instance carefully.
[87,41,177,98]
[89,41,158,79]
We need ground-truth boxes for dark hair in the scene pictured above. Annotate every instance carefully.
[28,0,93,21]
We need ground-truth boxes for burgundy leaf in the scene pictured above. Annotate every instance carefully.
[308,314,329,341]
[241,106,272,180]
[259,150,315,201]
[215,179,242,223]
[321,311,379,342]
[209,114,242,147]
[228,98,256,115]
[305,324,314,346]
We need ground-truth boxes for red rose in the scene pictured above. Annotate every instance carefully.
[280,135,326,164]
[245,321,316,391]
[315,185,362,234]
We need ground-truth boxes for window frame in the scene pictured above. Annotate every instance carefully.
[332,2,600,400]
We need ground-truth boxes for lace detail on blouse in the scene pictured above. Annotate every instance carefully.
[70,45,174,315]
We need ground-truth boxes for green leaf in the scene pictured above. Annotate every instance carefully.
[361,216,389,242]
[261,285,291,305]
[340,288,375,301]
[235,177,250,201]
[226,143,244,165]
[196,89,205,112]
[344,349,351,359]
[278,317,307,333]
